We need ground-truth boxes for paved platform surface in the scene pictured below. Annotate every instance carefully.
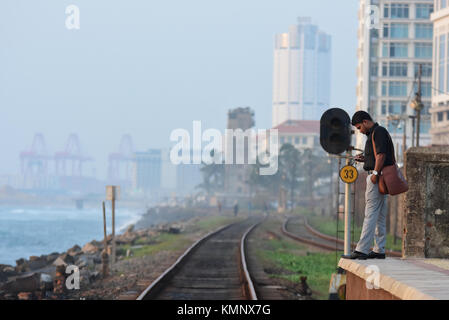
[338,258,449,300]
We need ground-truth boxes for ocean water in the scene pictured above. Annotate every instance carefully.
[0,205,143,266]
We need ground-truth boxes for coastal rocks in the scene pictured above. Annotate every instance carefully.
[17,292,34,300]
[82,242,99,254]
[0,265,17,282]
[59,253,75,265]
[116,233,137,245]
[46,253,60,264]
[1,273,41,293]
[75,255,89,268]
[15,258,29,273]
[67,245,82,257]
[52,257,67,267]
[28,256,49,271]
[125,225,134,234]
[53,265,67,294]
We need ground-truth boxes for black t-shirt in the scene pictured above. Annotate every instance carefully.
[363,123,395,171]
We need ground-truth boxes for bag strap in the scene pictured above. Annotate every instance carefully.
[371,127,396,166]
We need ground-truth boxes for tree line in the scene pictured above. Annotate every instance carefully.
[196,144,332,210]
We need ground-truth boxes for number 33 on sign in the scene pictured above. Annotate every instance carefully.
[339,165,358,184]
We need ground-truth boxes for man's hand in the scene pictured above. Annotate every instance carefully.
[354,154,365,162]
[370,174,378,184]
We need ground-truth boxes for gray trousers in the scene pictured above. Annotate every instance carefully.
[355,174,388,254]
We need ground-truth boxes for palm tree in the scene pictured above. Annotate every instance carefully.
[299,148,332,207]
[279,143,302,211]
[196,150,225,195]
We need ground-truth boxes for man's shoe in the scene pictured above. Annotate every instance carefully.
[341,251,368,260]
[367,251,386,259]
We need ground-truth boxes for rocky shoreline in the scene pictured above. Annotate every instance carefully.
[0,206,214,300]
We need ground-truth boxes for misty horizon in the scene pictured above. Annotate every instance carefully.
[0,1,358,179]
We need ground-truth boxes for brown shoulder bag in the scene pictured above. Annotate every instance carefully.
[372,128,409,196]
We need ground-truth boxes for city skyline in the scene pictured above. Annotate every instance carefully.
[0,1,359,179]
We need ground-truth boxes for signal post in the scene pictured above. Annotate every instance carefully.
[320,108,357,257]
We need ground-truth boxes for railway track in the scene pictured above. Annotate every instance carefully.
[282,216,402,257]
[137,218,261,300]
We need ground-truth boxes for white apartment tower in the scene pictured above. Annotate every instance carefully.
[430,0,449,144]
[272,17,332,127]
[356,0,433,154]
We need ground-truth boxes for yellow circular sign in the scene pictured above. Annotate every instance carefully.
[339,165,358,184]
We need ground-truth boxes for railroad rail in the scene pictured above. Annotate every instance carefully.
[282,216,402,257]
[137,218,261,300]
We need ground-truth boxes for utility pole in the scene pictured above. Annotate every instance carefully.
[402,118,407,163]
[411,64,423,147]
[409,115,416,147]
[106,186,119,264]
[343,150,352,256]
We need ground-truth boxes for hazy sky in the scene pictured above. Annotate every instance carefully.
[0,0,358,178]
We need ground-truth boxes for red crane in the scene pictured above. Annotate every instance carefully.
[54,133,92,177]
[108,134,134,182]
[20,133,49,188]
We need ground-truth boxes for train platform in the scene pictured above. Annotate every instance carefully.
[338,257,449,300]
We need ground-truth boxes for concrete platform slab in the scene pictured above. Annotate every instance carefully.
[338,258,449,300]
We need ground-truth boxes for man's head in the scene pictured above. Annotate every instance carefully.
[351,111,374,135]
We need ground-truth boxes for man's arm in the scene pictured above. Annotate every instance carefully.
[372,153,386,183]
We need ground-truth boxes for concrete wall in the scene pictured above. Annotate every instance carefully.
[346,272,400,300]
[404,146,449,258]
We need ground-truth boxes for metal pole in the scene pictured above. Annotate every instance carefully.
[416,64,422,147]
[402,117,407,163]
[344,150,352,256]
[102,201,108,251]
[111,197,116,264]
[102,201,109,278]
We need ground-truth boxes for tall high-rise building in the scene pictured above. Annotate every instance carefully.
[430,0,449,145]
[272,17,332,126]
[356,0,434,154]
[224,107,255,197]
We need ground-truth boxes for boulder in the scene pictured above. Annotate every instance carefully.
[79,269,90,287]
[2,266,15,274]
[15,262,30,274]
[0,273,41,293]
[28,256,49,271]
[59,253,75,265]
[89,271,100,282]
[117,233,136,244]
[67,245,82,256]
[0,265,18,282]
[82,242,99,254]
[15,258,26,266]
[40,273,53,291]
[168,227,181,234]
[75,255,88,268]
[125,224,135,234]
[52,257,67,267]
[46,253,59,264]
[17,292,34,300]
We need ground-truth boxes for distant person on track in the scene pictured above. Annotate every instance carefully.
[217,200,222,214]
[263,202,269,216]
[233,202,239,217]
[342,111,394,260]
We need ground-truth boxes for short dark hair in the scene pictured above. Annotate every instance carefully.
[351,111,373,126]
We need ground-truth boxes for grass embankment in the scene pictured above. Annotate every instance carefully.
[254,218,338,300]
[118,215,241,259]
[295,209,402,252]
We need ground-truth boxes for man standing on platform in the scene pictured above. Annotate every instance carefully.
[342,111,395,260]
